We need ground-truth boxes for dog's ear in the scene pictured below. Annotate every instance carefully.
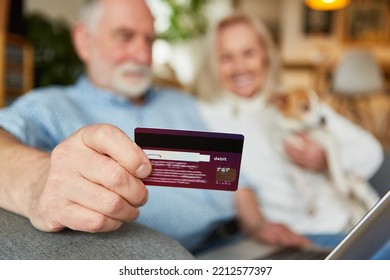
[268,92,288,109]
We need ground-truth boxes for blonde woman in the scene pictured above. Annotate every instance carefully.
[193,12,385,255]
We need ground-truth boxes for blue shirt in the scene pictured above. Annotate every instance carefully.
[0,77,236,251]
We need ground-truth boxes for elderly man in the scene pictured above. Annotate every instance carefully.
[0,0,235,259]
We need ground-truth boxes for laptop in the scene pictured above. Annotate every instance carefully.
[196,190,390,260]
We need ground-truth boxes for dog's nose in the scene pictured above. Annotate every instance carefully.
[320,116,326,126]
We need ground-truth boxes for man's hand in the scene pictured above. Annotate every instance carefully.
[28,124,152,233]
[284,133,327,171]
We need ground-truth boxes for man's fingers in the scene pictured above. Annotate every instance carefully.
[36,124,150,233]
[65,177,141,222]
[58,203,126,232]
[79,124,152,178]
[67,147,148,207]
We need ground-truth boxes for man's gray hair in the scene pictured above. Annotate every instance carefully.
[78,0,104,33]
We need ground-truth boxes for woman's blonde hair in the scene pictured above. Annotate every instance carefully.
[192,11,280,102]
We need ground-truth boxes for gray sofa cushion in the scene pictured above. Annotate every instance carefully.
[0,208,194,260]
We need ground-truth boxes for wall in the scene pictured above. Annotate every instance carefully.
[25,0,83,23]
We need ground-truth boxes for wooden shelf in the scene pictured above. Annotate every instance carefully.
[0,0,33,108]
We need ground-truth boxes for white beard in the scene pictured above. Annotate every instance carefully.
[112,63,152,99]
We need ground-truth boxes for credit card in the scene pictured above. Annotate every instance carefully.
[134,127,244,191]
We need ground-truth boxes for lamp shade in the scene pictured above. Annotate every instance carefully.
[305,0,350,11]
[332,50,385,96]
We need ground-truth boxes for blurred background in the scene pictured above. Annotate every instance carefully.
[0,0,389,151]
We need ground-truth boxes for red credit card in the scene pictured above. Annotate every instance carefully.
[134,127,244,191]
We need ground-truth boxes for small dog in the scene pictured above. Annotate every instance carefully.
[266,87,379,226]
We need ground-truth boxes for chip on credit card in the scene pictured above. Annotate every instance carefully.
[134,127,244,191]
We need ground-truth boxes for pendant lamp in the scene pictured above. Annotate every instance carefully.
[305,0,350,11]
